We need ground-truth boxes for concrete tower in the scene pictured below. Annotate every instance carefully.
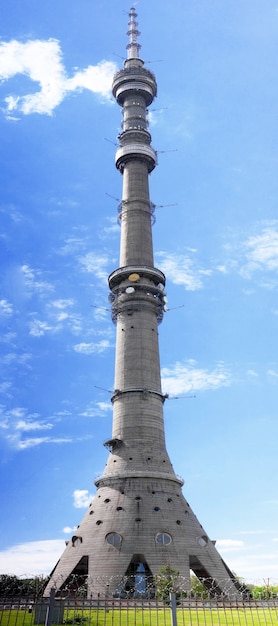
[45,8,241,598]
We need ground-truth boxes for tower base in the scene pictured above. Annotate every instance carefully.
[44,477,242,598]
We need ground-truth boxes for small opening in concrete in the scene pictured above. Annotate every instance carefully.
[117,506,124,511]
[96,520,103,525]
[176,520,181,525]
[104,498,111,503]
[89,511,94,515]
[198,535,208,547]
[167,498,173,502]
[154,506,160,512]
[72,536,82,547]
[135,518,142,523]
[135,496,141,500]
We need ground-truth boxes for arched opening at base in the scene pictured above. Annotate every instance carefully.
[56,556,89,596]
[114,554,154,598]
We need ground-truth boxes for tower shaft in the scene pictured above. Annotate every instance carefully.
[44,8,242,599]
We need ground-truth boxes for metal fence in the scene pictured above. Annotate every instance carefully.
[1,590,278,626]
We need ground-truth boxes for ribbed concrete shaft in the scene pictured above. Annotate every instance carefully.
[120,161,154,267]
[44,8,243,601]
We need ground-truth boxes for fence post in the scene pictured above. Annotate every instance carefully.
[45,588,55,626]
[169,592,177,626]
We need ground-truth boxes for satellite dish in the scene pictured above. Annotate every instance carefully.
[128,273,140,282]
[126,286,135,293]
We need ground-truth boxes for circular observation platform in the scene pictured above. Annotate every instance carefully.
[112,66,157,107]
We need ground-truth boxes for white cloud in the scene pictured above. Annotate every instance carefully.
[21,264,54,295]
[29,298,83,336]
[29,319,54,337]
[73,340,111,354]
[14,419,53,432]
[267,369,278,379]
[79,400,112,417]
[79,252,111,282]
[52,299,75,309]
[0,381,12,394]
[161,360,231,396]
[245,227,278,270]
[73,489,93,508]
[6,434,75,450]
[216,539,244,551]
[66,62,116,97]
[0,540,65,576]
[247,369,259,377]
[235,225,278,281]
[0,38,117,117]
[97,401,112,412]
[100,217,119,239]
[63,526,77,534]
[156,251,210,291]
[0,299,13,314]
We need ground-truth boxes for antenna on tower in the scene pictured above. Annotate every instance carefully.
[126,6,141,59]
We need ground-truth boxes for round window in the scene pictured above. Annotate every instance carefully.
[155,532,172,546]
[106,532,122,547]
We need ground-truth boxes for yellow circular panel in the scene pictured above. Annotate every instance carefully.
[128,273,140,282]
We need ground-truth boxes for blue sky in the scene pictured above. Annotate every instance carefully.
[0,0,278,584]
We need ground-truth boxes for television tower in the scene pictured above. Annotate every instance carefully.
[45,8,241,598]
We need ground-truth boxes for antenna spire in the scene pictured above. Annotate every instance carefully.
[126,6,141,59]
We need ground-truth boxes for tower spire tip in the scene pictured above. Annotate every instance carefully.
[126,5,141,60]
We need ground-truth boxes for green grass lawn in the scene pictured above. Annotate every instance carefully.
[1,607,277,626]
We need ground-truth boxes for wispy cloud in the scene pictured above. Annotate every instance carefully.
[0,540,65,576]
[21,264,54,295]
[29,299,84,337]
[0,299,13,315]
[156,251,211,291]
[0,405,90,450]
[0,381,12,395]
[0,38,117,118]
[73,489,94,508]
[216,539,244,552]
[241,226,278,276]
[222,223,278,286]
[63,526,77,534]
[267,369,278,379]
[100,217,119,239]
[29,319,54,337]
[79,401,112,417]
[79,252,112,282]
[14,419,53,432]
[73,340,111,354]
[161,360,232,396]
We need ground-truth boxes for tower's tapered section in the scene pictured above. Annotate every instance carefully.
[45,8,242,599]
